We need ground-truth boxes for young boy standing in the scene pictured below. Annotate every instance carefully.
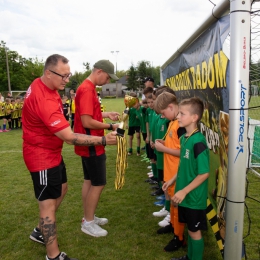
[163,97,209,260]
[127,93,141,156]
[154,92,186,251]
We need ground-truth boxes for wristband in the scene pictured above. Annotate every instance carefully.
[102,136,106,146]
[108,123,113,130]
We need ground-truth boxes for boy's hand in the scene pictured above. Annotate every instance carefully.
[172,189,187,205]
[155,139,165,145]
[112,123,119,131]
[162,181,170,191]
[154,139,164,152]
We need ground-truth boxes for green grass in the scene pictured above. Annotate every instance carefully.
[0,98,259,260]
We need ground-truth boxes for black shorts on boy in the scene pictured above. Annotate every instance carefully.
[127,126,140,136]
[81,153,106,186]
[178,205,207,232]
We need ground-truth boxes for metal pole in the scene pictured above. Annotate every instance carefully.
[111,51,119,98]
[224,1,251,259]
[5,47,11,93]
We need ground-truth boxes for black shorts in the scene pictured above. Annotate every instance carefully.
[0,115,5,120]
[148,144,156,160]
[157,169,164,182]
[178,206,208,232]
[81,153,106,186]
[4,115,11,120]
[71,113,75,121]
[30,159,67,201]
[142,132,147,141]
[128,126,140,136]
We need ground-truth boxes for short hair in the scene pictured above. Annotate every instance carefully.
[44,54,69,71]
[142,98,147,104]
[146,93,153,100]
[129,92,137,97]
[179,97,204,122]
[154,86,176,97]
[143,86,154,95]
[154,92,177,114]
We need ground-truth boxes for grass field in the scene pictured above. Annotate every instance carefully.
[0,97,259,260]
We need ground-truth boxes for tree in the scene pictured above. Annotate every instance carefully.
[0,41,44,91]
[127,64,138,91]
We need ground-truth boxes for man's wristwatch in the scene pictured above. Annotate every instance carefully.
[107,123,113,130]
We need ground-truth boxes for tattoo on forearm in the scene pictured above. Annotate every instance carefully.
[40,217,56,246]
[72,133,102,146]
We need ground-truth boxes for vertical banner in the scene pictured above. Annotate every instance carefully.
[162,15,230,257]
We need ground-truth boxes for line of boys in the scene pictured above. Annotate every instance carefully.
[131,82,209,260]
[0,97,23,132]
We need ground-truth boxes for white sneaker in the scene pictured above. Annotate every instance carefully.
[94,215,108,225]
[147,165,152,169]
[158,213,170,227]
[153,207,169,217]
[81,216,108,226]
[81,221,108,237]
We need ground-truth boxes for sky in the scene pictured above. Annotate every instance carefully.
[0,0,225,74]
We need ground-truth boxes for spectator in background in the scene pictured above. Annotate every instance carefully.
[142,77,155,101]
[0,93,4,102]
[70,93,75,129]
[62,95,70,121]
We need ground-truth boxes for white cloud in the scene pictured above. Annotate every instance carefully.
[0,0,224,73]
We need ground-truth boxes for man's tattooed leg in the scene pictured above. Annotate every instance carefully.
[39,217,56,246]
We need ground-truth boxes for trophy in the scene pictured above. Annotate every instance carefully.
[116,95,138,136]
[115,94,138,190]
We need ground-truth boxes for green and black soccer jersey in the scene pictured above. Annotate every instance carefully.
[128,107,140,127]
[154,116,169,170]
[135,106,146,133]
[175,131,209,210]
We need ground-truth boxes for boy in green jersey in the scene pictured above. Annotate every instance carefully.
[163,97,209,260]
[127,92,141,156]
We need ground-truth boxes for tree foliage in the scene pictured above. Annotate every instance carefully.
[127,64,138,90]
[0,40,44,92]
[0,41,161,94]
[126,60,160,91]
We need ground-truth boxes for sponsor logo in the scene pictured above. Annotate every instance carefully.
[25,86,32,99]
[184,149,189,159]
[195,222,200,227]
[234,82,246,163]
[51,119,61,127]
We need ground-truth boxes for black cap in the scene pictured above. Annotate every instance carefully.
[144,77,154,83]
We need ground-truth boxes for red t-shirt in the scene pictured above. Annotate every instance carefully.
[74,79,105,157]
[22,78,70,172]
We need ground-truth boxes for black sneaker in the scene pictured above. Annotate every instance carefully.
[29,227,44,244]
[151,185,159,190]
[151,188,164,196]
[164,235,186,252]
[171,256,189,260]
[157,223,174,234]
[46,252,78,260]
[149,180,158,185]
